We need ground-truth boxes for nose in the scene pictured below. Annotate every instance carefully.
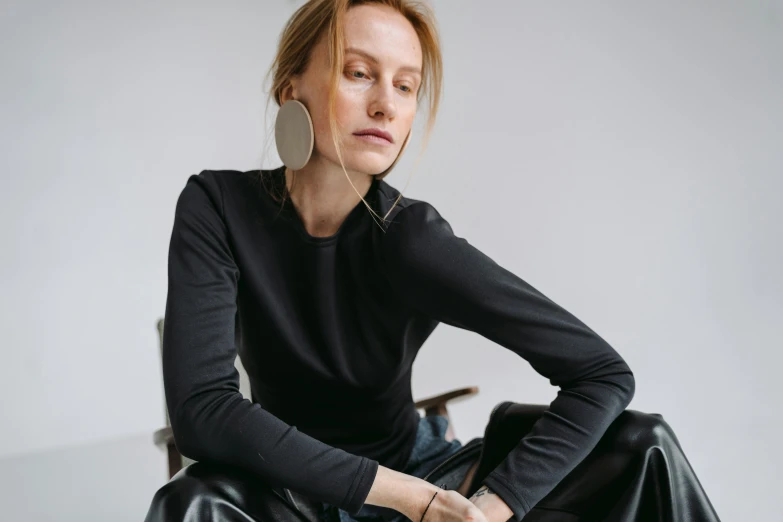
[368,82,397,120]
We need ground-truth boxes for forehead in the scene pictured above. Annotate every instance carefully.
[342,4,422,71]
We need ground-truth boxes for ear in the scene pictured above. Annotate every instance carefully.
[280,78,299,105]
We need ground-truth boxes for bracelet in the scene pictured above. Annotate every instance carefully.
[420,483,447,522]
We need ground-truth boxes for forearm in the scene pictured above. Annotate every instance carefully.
[364,465,438,521]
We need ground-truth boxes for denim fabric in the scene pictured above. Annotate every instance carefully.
[319,415,463,522]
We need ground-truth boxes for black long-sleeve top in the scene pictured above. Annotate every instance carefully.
[162,165,635,521]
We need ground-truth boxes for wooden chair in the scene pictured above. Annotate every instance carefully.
[153,318,479,478]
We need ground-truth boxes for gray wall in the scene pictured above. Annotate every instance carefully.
[1,0,780,520]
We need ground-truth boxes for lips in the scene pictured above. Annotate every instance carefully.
[353,128,393,143]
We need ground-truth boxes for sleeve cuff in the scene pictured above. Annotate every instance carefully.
[482,472,531,522]
[343,457,380,515]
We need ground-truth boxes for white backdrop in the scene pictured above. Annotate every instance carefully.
[1,1,780,520]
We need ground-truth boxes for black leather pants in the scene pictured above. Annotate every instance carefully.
[144,404,721,522]
[463,404,721,521]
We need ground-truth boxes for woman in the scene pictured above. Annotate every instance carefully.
[146,1,721,521]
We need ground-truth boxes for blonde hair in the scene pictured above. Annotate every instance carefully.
[261,0,443,224]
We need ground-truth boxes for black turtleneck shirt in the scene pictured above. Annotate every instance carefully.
[162,166,635,521]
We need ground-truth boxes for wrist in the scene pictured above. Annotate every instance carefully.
[364,465,439,521]
[469,484,514,522]
[408,481,442,522]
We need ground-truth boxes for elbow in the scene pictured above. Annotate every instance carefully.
[615,369,636,409]
[596,356,636,412]
[167,389,244,462]
[168,397,217,462]
[173,434,205,463]
[169,407,207,462]
[605,351,636,408]
[604,347,636,409]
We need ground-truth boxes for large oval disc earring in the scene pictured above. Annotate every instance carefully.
[377,129,412,179]
[275,99,314,170]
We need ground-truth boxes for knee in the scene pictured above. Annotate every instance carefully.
[608,409,679,454]
[144,465,218,522]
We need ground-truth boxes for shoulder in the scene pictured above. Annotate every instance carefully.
[175,169,262,217]
[375,184,457,266]
[376,180,452,234]
[384,201,452,241]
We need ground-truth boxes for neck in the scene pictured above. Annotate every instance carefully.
[284,158,373,238]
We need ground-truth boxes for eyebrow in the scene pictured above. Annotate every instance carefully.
[344,47,422,75]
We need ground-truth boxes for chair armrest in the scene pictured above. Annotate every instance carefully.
[153,426,174,448]
[414,386,479,415]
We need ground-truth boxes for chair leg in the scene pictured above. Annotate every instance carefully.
[166,443,183,479]
[424,404,456,441]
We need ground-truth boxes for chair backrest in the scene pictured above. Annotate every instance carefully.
[156,318,170,427]
[156,317,252,427]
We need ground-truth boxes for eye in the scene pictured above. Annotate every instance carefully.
[398,84,412,93]
[349,70,368,79]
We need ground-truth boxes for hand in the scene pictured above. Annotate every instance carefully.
[468,485,514,522]
[415,486,489,522]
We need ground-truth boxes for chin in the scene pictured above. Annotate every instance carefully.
[339,153,392,177]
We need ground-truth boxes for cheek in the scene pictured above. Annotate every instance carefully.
[310,93,360,142]
[334,91,362,130]
[307,94,330,135]
[402,109,416,127]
